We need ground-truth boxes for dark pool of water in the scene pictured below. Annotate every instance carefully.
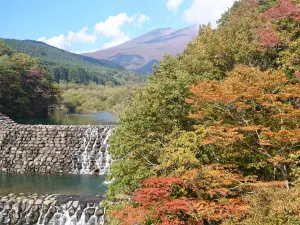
[0,173,108,196]
[15,112,119,125]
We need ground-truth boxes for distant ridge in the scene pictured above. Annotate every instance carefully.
[83,26,198,74]
[1,38,144,85]
[2,38,123,70]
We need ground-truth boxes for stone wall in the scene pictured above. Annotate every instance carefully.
[0,193,105,225]
[0,113,113,174]
[0,113,16,126]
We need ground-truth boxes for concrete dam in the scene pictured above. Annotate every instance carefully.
[0,113,114,225]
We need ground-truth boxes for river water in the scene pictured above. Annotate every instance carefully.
[1,112,116,197]
[15,112,119,125]
[0,173,108,196]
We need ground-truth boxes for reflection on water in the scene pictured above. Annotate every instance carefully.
[15,111,119,125]
[0,173,107,196]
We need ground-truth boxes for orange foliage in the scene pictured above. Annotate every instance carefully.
[187,66,300,184]
[180,165,251,223]
[110,177,192,225]
[110,164,295,224]
[192,198,248,223]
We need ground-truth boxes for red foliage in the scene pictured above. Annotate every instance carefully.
[111,177,192,225]
[264,0,300,22]
[134,187,171,206]
[28,68,46,79]
[257,0,300,50]
[142,177,181,188]
[295,71,300,81]
[257,26,280,49]
[129,75,137,81]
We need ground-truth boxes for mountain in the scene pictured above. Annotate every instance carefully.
[83,26,199,74]
[2,39,122,70]
[1,38,144,85]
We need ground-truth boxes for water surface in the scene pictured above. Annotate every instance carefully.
[15,112,119,125]
[0,173,108,196]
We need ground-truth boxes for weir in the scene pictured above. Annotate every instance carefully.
[0,113,114,224]
[0,113,113,175]
[0,194,105,225]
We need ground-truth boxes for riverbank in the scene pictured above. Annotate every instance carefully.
[15,111,120,125]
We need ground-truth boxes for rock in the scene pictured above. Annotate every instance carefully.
[95,208,105,216]
[8,193,15,198]
[66,201,73,209]
[43,200,52,206]
[72,201,79,209]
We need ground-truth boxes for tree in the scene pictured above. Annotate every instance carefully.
[187,65,300,187]
[257,0,300,77]
[108,55,195,196]
[109,177,192,225]
[0,42,59,118]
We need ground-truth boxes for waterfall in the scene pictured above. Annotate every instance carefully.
[0,195,106,225]
[73,127,112,175]
[45,203,105,225]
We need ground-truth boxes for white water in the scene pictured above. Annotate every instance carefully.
[0,207,5,223]
[73,127,112,175]
[28,202,106,225]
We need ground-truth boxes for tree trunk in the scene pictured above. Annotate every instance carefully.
[278,163,289,189]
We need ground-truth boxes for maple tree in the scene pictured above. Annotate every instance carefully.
[0,42,59,117]
[109,177,192,225]
[188,65,300,188]
[107,1,300,223]
[257,0,300,76]
[110,165,288,225]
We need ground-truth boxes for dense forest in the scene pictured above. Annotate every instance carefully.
[59,83,138,115]
[0,41,59,118]
[2,39,146,85]
[107,0,300,224]
[0,39,146,118]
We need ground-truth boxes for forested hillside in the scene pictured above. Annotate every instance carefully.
[58,83,138,115]
[0,41,59,118]
[2,39,144,85]
[107,0,300,224]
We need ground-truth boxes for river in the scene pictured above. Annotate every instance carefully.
[15,111,119,125]
[1,112,116,196]
[0,173,108,196]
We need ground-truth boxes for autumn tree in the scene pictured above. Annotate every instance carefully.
[0,41,59,118]
[110,165,264,225]
[107,55,196,196]
[109,177,192,225]
[188,65,300,187]
[257,0,300,77]
[107,0,300,205]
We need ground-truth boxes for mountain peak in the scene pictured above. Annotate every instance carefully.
[82,26,198,74]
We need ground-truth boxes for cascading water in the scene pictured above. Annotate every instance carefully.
[73,127,112,175]
[46,203,105,225]
[0,194,106,225]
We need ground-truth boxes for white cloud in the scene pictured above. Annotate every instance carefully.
[38,27,96,51]
[135,14,151,26]
[75,48,102,54]
[183,0,236,27]
[38,35,71,51]
[94,13,133,37]
[39,12,150,52]
[167,0,184,14]
[67,27,97,43]
[94,13,150,36]
[102,35,131,49]
[94,13,150,49]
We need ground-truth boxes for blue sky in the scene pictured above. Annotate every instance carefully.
[1,0,235,53]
